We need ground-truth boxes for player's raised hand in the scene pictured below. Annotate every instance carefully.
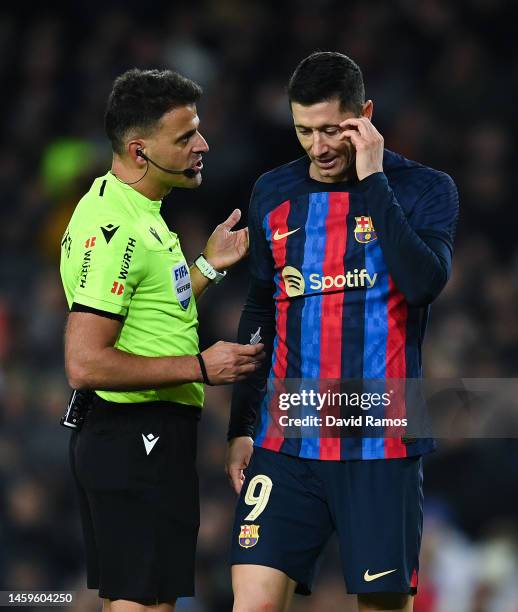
[201,341,265,385]
[226,436,254,495]
[339,117,384,181]
[203,209,249,271]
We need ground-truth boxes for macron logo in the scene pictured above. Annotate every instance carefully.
[142,433,160,455]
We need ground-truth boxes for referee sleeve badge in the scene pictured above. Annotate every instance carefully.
[172,262,192,309]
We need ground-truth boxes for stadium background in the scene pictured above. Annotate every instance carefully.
[1,1,517,610]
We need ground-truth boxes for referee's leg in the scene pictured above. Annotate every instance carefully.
[72,404,199,606]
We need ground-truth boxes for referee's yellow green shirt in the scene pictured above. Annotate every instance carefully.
[60,171,204,408]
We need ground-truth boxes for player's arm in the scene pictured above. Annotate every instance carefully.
[226,277,276,493]
[226,180,276,494]
[341,117,458,306]
[228,278,276,435]
[359,172,457,306]
[65,310,264,390]
[189,208,249,299]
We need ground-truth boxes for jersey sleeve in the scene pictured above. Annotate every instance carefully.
[68,221,146,317]
[360,172,456,306]
[408,172,459,249]
[249,179,275,282]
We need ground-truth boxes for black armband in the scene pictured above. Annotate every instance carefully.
[196,353,213,386]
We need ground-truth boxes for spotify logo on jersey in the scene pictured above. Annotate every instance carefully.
[281,265,377,296]
[282,266,306,297]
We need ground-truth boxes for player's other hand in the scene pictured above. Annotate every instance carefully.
[226,436,254,495]
[203,209,249,271]
[339,117,384,181]
[201,341,265,385]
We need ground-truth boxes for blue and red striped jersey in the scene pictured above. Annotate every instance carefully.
[248,149,458,460]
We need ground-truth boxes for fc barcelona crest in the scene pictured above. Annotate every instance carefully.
[239,524,260,548]
[354,216,377,244]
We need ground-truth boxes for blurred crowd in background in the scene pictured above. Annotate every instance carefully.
[1,0,517,610]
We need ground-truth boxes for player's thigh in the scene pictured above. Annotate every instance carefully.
[323,456,423,596]
[230,447,333,596]
[357,592,413,611]
[232,565,296,612]
[109,601,175,612]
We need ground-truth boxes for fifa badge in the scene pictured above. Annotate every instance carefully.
[172,261,192,309]
[238,524,260,548]
[354,216,377,244]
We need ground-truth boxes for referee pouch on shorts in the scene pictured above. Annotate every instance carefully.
[60,389,95,431]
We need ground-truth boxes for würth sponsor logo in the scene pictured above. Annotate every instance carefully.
[118,237,136,280]
[85,236,96,248]
[111,281,124,295]
[79,250,92,289]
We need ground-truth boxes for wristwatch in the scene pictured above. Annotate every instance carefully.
[193,253,227,284]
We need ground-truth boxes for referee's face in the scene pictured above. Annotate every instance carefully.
[292,98,367,183]
[144,104,209,189]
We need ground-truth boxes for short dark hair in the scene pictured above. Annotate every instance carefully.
[104,68,202,154]
[287,51,365,114]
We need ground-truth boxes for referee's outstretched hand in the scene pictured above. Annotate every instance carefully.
[204,208,249,271]
[201,341,265,385]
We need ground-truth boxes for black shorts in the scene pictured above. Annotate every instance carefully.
[69,395,200,604]
[231,447,423,596]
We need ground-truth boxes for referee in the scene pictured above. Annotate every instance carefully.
[59,69,264,611]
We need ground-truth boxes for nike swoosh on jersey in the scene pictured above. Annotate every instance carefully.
[273,228,300,241]
[363,569,397,582]
[142,433,160,455]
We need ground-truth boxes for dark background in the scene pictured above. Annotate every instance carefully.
[1,1,517,610]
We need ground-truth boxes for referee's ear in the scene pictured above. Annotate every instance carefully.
[128,141,147,165]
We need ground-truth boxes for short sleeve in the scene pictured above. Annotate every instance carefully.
[408,172,459,248]
[249,180,275,282]
[70,222,146,316]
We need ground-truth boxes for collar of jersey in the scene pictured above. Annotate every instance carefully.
[106,171,162,212]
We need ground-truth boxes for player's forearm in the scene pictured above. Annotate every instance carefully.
[228,278,275,440]
[67,347,202,391]
[360,172,452,306]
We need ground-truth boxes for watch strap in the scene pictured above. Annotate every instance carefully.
[194,253,227,284]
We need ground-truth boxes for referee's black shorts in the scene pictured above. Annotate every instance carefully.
[69,394,201,604]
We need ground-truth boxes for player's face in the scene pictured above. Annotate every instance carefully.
[145,104,209,189]
[292,98,365,183]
